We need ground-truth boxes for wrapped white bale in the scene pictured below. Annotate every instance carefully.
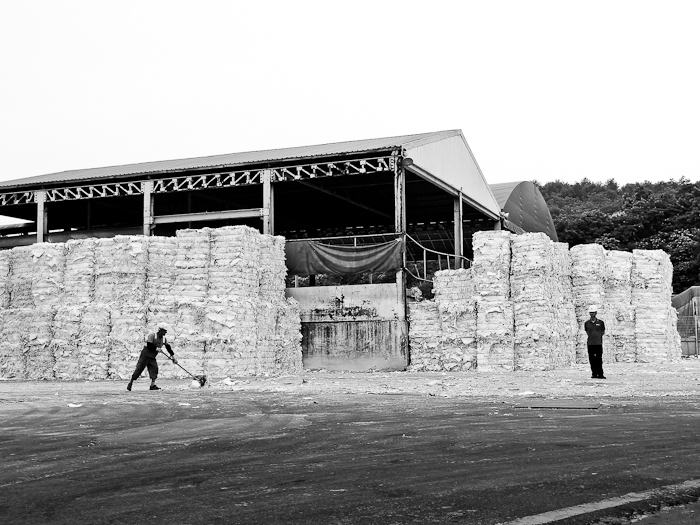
[95,237,147,305]
[552,302,577,368]
[208,226,260,302]
[8,247,35,308]
[438,301,477,371]
[472,231,512,298]
[0,250,11,309]
[407,301,441,372]
[433,268,474,303]
[63,239,97,305]
[25,307,56,380]
[173,229,211,301]
[476,298,515,371]
[601,303,636,363]
[571,243,607,361]
[28,244,66,308]
[605,251,632,304]
[258,234,288,303]
[0,310,26,378]
[77,306,111,380]
[632,249,673,303]
[109,303,147,380]
[203,298,257,341]
[513,299,556,371]
[146,236,178,305]
[52,305,83,379]
[273,297,303,375]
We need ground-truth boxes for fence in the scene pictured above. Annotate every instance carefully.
[677,315,699,356]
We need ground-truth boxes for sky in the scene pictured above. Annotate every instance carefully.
[1,0,699,188]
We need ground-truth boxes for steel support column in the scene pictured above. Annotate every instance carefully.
[262,169,273,235]
[36,190,46,243]
[142,181,153,237]
[454,192,463,268]
[394,156,406,322]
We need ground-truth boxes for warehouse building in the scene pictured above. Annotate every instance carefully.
[0,130,557,371]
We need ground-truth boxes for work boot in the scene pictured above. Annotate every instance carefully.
[127,381,133,391]
[150,384,161,391]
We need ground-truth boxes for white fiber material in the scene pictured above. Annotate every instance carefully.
[0,226,302,380]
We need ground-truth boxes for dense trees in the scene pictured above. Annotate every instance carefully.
[537,178,700,294]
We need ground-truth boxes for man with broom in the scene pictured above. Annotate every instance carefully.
[127,323,177,391]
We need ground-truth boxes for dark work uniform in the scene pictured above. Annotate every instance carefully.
[584,317,606,378]
[130,333,174,381]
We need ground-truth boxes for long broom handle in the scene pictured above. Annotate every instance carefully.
[159,349,198,379]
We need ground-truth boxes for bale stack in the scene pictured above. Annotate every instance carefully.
[631,249,681,362]
[570,243,607,363]
[407,300,442,371]
[64,239,97,305]
[0,308,25,378]
[511,233,558,371]
[25,307,56,380]
[8,247,36,308]
[167,301,207,379]
[52,305,83,379]
[173,229,211,301]
[433,269,477,371]
[0,251,9,309]
[603,251,635,362]
[109,303,147,379]
[273,298,303,375]
[473,231,514,371]
[204,297,259,378]
[258,234,287,303]
[77,306,111,380]
[551,243,577,368]
[29,244,66,308]
[95,237,147,305]
[146,236,178,306]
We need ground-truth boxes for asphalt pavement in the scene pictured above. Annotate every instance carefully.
[1,370,700,524]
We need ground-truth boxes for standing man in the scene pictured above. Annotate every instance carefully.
[584,305,606,379]
[127,323,177,391]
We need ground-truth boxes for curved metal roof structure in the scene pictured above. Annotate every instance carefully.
[489,181,558,241]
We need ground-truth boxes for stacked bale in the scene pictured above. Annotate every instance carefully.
[8,247,36,308]
[273,298,303,375]
[473,231,514,371]
[204,297,259,378]
[0,251,9,309]
[173,229,211,301]
[64,239,97,305]
[25,307,56,380]
[109,303,147,379]
[510,233,558,371]
[551,243,577,368]
[95,237,147,305]
[77,306,111,380]
[570,244,607,363]
[0,308,25,378]
[146,236,178,305]
[632,250,681,362]
[52,305,83,379]
[603,251,635,362]
[407,300,442,371]
[433,269,477,371]
[168,301,207,379]
[29,244,66,308]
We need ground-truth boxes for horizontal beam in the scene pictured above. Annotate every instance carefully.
[151,209,263,225]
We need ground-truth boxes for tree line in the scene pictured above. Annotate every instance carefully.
[536,178,700,294]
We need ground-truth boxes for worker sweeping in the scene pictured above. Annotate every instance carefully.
[127,323,176,391]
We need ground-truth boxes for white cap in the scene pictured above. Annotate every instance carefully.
[588,305,598,313]
[157,322,170,332]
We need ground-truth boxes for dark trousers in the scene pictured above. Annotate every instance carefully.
[587,345,604,378]
[131,352,159,381]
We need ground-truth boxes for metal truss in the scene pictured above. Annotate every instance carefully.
[271,156,394,182]
[44,182,144,202]
[0,191,35,206]
[0,155,397,204]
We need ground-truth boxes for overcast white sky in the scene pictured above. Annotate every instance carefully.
[1,0,698,187]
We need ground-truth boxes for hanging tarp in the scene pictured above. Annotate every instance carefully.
[285,239,404,276]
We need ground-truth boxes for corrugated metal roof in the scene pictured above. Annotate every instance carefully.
[0,130,462,190]
[489,181,522,208]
